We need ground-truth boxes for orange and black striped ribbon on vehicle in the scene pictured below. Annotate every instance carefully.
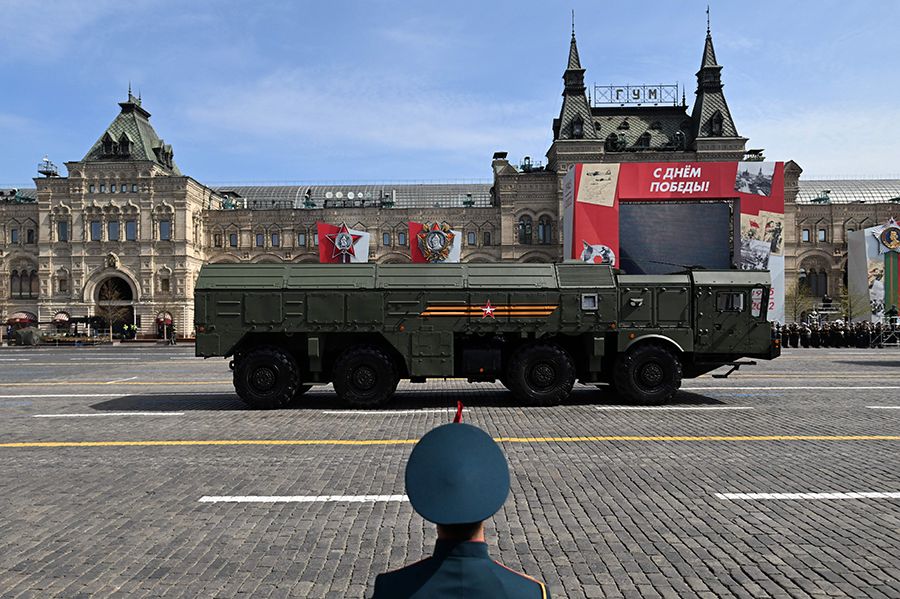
[419,304,558,318]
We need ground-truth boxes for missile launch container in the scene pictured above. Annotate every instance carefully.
[194,262,779,408]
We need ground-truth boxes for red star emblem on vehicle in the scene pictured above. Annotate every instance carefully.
[326,222,362,259]
[481,300,496,319]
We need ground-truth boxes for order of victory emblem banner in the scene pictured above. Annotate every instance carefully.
[873,218,900,254]
[410,221,461,263]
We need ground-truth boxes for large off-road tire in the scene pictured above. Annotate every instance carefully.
[233,346,301,410]
[506,344,576,406]
[613,342,682,406]
[332,346,398,408]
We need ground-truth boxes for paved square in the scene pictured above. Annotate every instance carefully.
[1,346,899,598]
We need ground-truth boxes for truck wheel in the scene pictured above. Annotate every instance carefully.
[333,346,398,408]
[613,343,682,405]
[233,346,300,410]
[506,344,575,406]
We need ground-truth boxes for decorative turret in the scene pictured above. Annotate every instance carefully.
[690,28,742,144]
[81,88,182,174]
[553,30,598,141]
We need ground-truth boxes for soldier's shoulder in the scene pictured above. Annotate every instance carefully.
[373,558,439,599]
[491,561,550,598]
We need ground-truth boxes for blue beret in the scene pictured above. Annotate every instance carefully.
[405,423,510,525]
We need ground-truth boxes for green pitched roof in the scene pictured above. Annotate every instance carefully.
[81,93,181,175]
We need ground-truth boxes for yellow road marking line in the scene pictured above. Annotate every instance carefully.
[3,435,900,449]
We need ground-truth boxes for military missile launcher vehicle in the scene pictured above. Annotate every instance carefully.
[194,262,779,409]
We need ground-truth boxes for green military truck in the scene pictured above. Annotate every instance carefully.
[194,262,779,409]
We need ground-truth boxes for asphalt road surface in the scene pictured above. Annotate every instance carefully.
[1,345,899,598]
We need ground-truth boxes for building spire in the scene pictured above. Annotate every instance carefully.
[706,5,710,35]
[554,20,597,141]
[690,20,744,147]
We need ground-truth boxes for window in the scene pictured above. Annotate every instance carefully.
[802,229,810,242]
[518,218,532,244]
[468,232,476,245]
[11,229,18,243]
[59,278,68,293]
[229,234,237,247]
[89,185,95,193]
[26,229,34,244]
[161,278,170,292]
[297,233,306,246]
[91,221,101,241]
[398,232,406,245]
[256,233,264,247]
[108,221,119,241]
[10,270,38,299]
[111,185,116,193]
[314,233,319,246]
[125,221,136,241]
[57,222,68,242]
[132,184,137,192]
[214,234,222,247]
[818,229,826,242]
[100,185,106,193]
[159,220,170,240]
[484,232,491,246]
[272,233,279,247]
[538,219,551,244]
[383,233,390,246]
[717,292,744,312]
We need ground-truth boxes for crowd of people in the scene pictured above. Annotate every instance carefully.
[774,319,900,348]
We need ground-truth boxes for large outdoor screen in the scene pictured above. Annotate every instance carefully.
[617,202,732,275]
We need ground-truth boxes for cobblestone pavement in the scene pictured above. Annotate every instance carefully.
[1,346,899,598]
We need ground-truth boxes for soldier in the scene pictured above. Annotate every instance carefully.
[372,419,549,599]
[788,323,800,348]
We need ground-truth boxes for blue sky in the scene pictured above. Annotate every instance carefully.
[1,0,898,188]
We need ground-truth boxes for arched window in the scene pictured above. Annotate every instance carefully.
[29,271,39,298]
[637,132,651,148]
[538,218,551,244]
[518,218,532,244]
[815,270,827,297]
[711,111,724,136]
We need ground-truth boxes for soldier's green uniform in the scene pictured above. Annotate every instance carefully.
[372,423,549,599]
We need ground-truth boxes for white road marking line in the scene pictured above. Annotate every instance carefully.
[199,495,408,503]
[322,408,469,415]
[717,492,900,500]
[868,406,900,409]
[33,412,184,418]
[0,392,235,398]
[596,406,752,410]
[104,377,138,384]
[0,358,31,361]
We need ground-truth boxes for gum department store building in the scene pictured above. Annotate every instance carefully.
[2,28,899,335]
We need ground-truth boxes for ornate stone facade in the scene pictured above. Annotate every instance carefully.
[5,26,856,334]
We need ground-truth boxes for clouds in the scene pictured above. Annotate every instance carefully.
[1,1,900,183]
